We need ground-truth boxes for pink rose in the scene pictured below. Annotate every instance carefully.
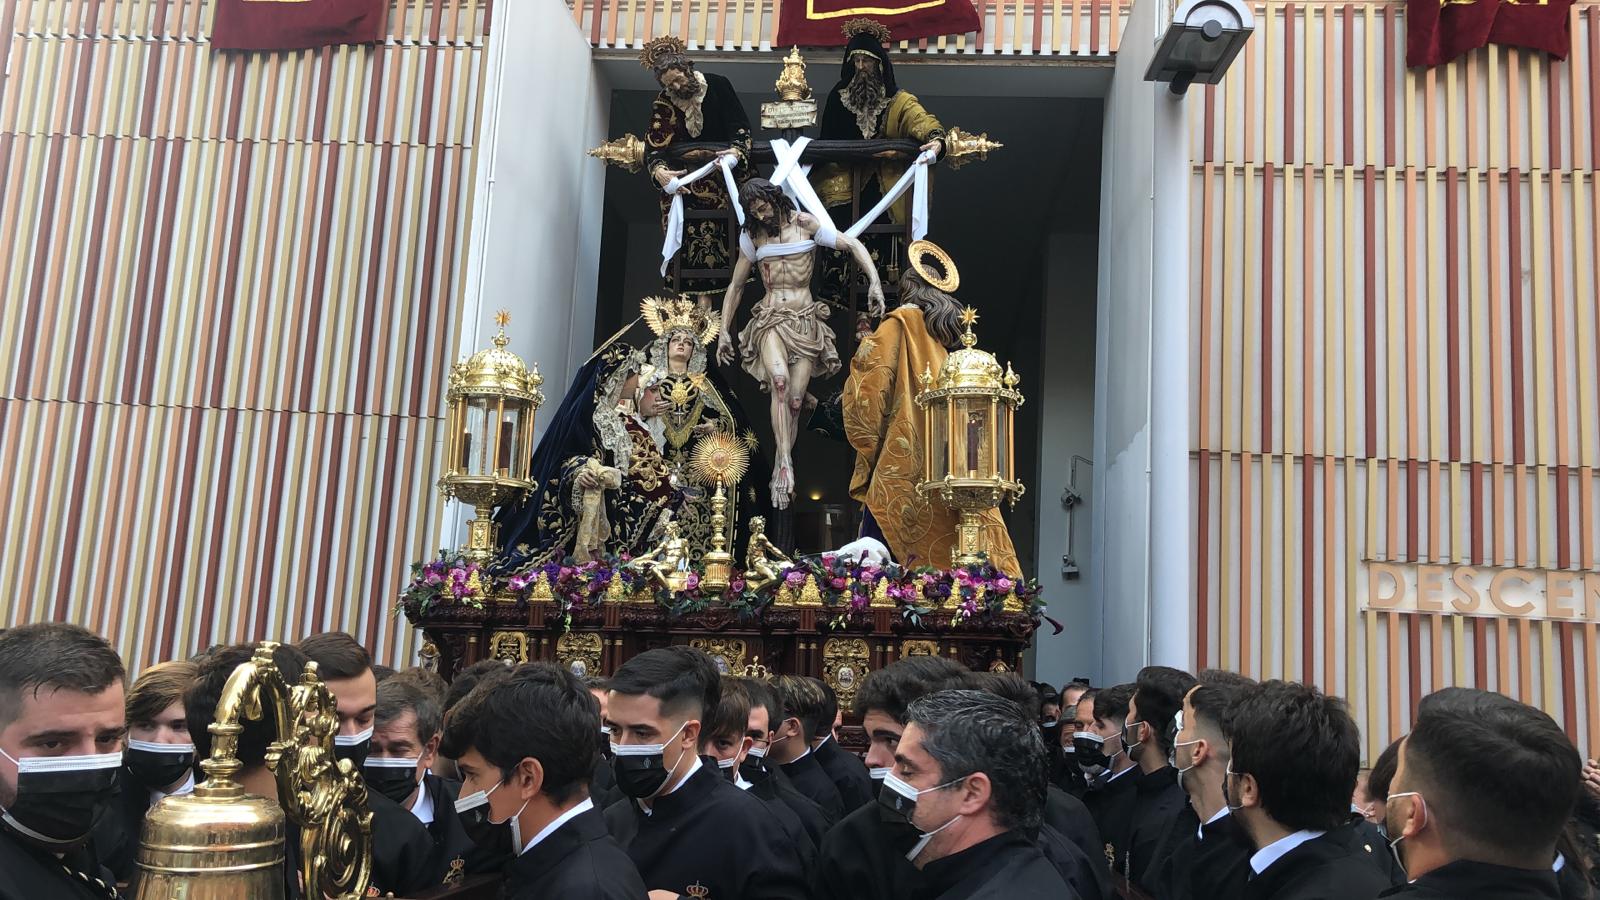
[996,577,1014,593]
[785,570,806,586]
[686,572,701,591]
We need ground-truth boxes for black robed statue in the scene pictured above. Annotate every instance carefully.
[494,344,678,572]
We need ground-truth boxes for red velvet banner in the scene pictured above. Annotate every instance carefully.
[211,0,388,52]
[776,0,980,46]
[1406,0,1574,67]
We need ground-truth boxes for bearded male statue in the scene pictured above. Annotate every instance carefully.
[717,179,884,510]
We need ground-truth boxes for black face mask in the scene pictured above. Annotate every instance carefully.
[333,727,373,768]
[124,740,195,792]
[0,750,121,851]
[876,799,921,854]
[454,790,513,857]
[598,728,614,760]
[1073,734,1110,769]
[611,749,673,799]
[362,758,421,806]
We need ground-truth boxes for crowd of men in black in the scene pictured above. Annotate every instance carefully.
[2,621,1599,900]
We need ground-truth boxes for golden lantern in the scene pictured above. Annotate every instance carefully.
[915,304,1025,568]
[439,311,545,559]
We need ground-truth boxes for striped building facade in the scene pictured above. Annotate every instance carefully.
[2,0,1596,759]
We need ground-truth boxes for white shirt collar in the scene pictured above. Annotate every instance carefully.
[1103,763,1135,784]
[735,774,753,791]
[1249,829,1326,875]
[150,772,196,807]
[641,755,704,815]
[408,777,434,825]
[521,797,594,855]
[816,735,832,750]
[1198,806,1230,839]
[1554,853,1566,873]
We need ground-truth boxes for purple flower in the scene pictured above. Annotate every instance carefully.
[850,594,870,611]
[822,554,836,567]
[995,576,1014,593]
[686,572,701,591]
[425,571,443,586]
[508,574,532,592]
[785,570,806,587]
[830,577,848,591]
[730,578,746,593]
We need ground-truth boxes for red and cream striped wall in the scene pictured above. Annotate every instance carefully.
[0,0,490,673]
[1190,1,1600,757]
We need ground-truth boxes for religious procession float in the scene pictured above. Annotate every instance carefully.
[402,26,1042,725]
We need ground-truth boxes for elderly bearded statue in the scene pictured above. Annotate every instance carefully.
[717,178,884,510]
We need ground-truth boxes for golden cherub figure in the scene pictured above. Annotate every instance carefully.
[631,515,692,593]
[742,515,793,593]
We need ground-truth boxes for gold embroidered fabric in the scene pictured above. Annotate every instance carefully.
[843,308,1020,574]
[818,90,945,224]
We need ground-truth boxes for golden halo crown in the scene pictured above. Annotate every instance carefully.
[842,18,892,43]
[739,657,773,680]
[639,35,689,70]
[908,239,960,293]
[641,295,719,345]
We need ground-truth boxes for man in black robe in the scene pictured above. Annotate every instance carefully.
[1118,666,1198,889]
[0,624,126,900]
[189,641,436,898]
[1074,683,1142,867]
[810,680,876,812]
[769,675,846,820]
[1380,688,1578,900]
[440,662,646,900]
[366,672,503,888]
[602,647,809,899]
[733,678,832,848]
[1224,680,1395,900]
[640,36,753,299]
[697,677,817,866]
[882,689,1077,899]
[1145,674,1254,900]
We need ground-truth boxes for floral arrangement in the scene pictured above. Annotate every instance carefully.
[398,551,1044,628]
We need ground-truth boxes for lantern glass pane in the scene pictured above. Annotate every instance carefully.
[955,397,993,479]
[997,405,1011,480]
[497,406,522,477]
[931,402,950,481]
[460,400,484,474]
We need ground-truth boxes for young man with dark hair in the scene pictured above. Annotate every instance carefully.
[369,672,494,887]
[1076,682,1139,859]
[442,663,646,899]
[444,659,513,714]
[769,674,845,819]
[1056,684,1095,797]
[734,677,831,845]
[1223,680,1393,899]
[602,647,808,899]
[882,689,1075,897]
[95,659,199,882]
[813,656,974,900]
[808,678,874,812]
[699,677,817,866]
[1146,675,1254,900]
[1118,665,1199,889]
[278,637,436,895]
[1382,687,1578,898]
[0,623,126,900]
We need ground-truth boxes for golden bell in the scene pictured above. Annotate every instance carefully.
[133,779,287,900]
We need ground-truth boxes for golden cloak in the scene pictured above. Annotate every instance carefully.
[817,91,945,225]
[843,307,1021,575]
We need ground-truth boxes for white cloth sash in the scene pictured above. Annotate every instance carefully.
[660,153,744,276]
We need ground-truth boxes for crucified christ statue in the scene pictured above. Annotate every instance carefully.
[717,177,884,510]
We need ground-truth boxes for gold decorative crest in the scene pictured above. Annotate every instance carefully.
[556,632,604,678]
[689,637,748,674]
[641,295,719,345]
[490,631,528,665]
[639,35,688,70]
[900,639,940,658]
[842,17,891,43]
[822,638,871,709]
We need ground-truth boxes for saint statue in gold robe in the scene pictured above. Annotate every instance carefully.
[842,261,1020,574]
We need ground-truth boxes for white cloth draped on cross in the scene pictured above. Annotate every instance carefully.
[657,137,935,275]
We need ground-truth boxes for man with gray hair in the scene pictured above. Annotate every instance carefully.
[880,689,1078,898]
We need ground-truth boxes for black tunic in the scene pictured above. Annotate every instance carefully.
[1123,766,1189,888]
[90,772,156,882]
[365,785,440,895]
[1242,826,1396,900]
[812,801,920,900]
[592,752,623,809]
[413,773,506,888]
[603,759,809,900]
[504,806,647,900]
[1082,764,1141,869]
[1147,806,1253,900]
[812,737,876,813]
[1039,821,1111,900]
[781,752,846,822]
[1045,785,1104,874]
[748,763,832,846]
[741,778,818,868]
[1379,859,1563,899]
[0,830,120,900]
[910,830,1078,900]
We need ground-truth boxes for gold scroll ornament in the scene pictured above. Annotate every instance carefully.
[689,637,749,674]
[134,642,372,900]
[822,638,871,709]
[556,632,604,678]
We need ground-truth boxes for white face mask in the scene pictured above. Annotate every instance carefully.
[484,781,532,848]
[1172,739,1201,792]
[1385,791,1424,878]
[745,745,768,759]
[335,726,374,747]
[869,767,891,780]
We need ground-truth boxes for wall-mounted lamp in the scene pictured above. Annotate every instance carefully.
[1143,0,1255,95]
